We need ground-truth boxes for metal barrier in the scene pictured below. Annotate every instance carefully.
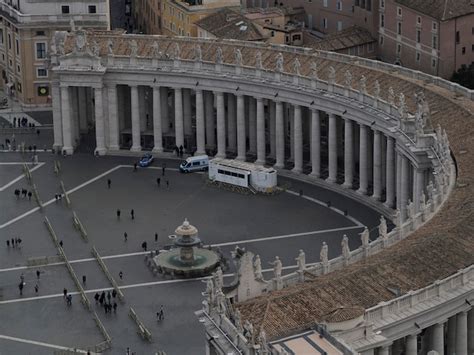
[91,246,125,301]
[72,211,88,242]
[60,180,71,207]
[128,307,152,342]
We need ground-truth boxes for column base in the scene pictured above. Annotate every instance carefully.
[292,167,302,174]
[62,146,74,155]
[94,147,107,156]
[325,177,337,184]
[152,147,164,153]
[274,163,284,169]
[342,182,353,189]
[108,145,120,151]
[255,159,265,165]
[372,194,381,201]
[216,153,226,158]
[195,150,206,156]
[236,155,246,161]
[357,188,367,195]
[53,144,62,152]
[384,201,394,209]
[130,145,142,152]
[309,172,320,179]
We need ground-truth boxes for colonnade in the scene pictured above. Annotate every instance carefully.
[55,83,433,219]
[366,308,474,355]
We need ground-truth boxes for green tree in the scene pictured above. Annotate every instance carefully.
[451,63,474,89]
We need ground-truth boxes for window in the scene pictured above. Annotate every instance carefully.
[462,47,466,55]
[323,0,328,7]
[88,5,96,13]
[416,30,421,43]
[397,7,402,16]
[15,38,19,55]
[380,0,384,8]
[37,68,48,77]
[61,5,70,14]
[271,30,275,37]
[35,30,45,36]
[431,58,436,68]
[336,1,342,10]
[292,34,301,41]
[35,42,46,59]
[337,21,343,31]
[323,18,328,29]
[8,33,11,49]
[432,22,437,31]
[379,35,384,45]
[380,14,384,27]
[455,31,460,44]
[432,35,437,49]
[396,43,401,54]
[366,0,371,11]
[416,52,420,62]
[397,22,402,35]
[417,16,421,25]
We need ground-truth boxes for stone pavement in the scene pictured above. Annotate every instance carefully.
[0,152,381,354]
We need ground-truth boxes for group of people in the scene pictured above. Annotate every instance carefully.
[94,290,118,314]
[6,237,22,248]
[14,188,32,201]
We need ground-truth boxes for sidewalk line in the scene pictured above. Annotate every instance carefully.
[0,334,91,354]
[0,162,45,191]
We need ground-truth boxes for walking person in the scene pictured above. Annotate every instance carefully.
[116,209,121,220]
[133,163,137,172]
[94,293,100,304]
[19,282,24,296]
[107,291,111,303]
[119,271,123,280]
[141,241,148,251]
[162,164,166,176]
[107,178,111,189]
[154,233,158,243]
[166,180,169,189]
[63,288,68,298]
[113,302,117,313]
[36,270,40,280]
[59,240,63,248]
[27,191,32,201]
[157,305,164,321]
[34,284,39,294]
[6,240,10,247]
[82,275,86,285]
[124,232,128,242]
[112,289,117,298]
[156,177,160,187]
[130,209,135,220]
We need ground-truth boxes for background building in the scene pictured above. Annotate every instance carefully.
[0,0,109,107]
[133,0,161,34]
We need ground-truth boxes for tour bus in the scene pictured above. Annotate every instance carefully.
[179,155,209,173]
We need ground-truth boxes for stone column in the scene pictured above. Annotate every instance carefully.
[174,88,184,149]
[414,168,425,212]
[248,97,257,154]
[373,129,382,200]
[52,83,63,150]
[205,91,215,149]
[385,136,395,208]
[326,113,337,183]
[431,322,444,354]
[160,87,169,134]
[456,311,468,355]
[130,85,141,152]
[107,84,119,150]
[405,334,418,355]
[269,101,276,158]
[195,89,205,155]
[60,85,73,154]
[357,124,368,194]
[227,94,237,153]
[343,118,353,188]
[94,86,106,155]
[236,94,246,161]
[310,109,321,177]
[152,86,163,153]
[183,88,192,136]
[447,315,456,355]
[256,97,265,164]
[275,101,284,168]
[401,155,410,220]
[468,308,474,355]
[292,105,303,173]
[216,91,226,158]
[378,345,390,355]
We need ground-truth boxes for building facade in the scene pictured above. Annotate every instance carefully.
[0,0,109,107]
[133,0,162,34]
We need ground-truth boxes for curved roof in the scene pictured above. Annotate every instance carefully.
[60,32,474,340]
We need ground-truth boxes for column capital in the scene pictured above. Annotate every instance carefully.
[59,83,70,89]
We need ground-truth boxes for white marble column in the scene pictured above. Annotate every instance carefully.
[468,308,474,355]
[256,97,265,164]
[373,130,382,200]
[378,345,390,355]
[343,118,353,188]
[195,89,205,155]
[401,155,410,220]
[456,311,468,355]
[236,94,246,161]
[431,322,444,354]
[205,91,215,149]
[405,334,418,355]
[152,86,163,153]
[130,85,141,152]
[385,136,395,208]
[160,87,170,134]
[183,88,192,136]
[227,94,237,153]
[292,105,303,173]
[275,101,284,168]
[174,88,184,149]
[107,84,119,150]
[52,83,63,150]
[94,86,106,155]
[60,85,73,154]
[357,124,368,194]
[248,97,257,154]
[326,113,337,183]
[447,315,456,355]
[414,168,425,212]
[216,91,226,158]
[269,101,276,158]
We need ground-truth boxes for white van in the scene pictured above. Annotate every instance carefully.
[179,155,209,173]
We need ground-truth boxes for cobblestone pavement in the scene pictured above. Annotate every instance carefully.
[0,152,382,354]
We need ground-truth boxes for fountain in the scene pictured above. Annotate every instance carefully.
[154,218,221,277]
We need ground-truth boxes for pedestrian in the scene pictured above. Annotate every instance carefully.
[104,303,108,314]
[158,305,164,320]
[107,178,111,189]
[36,129,40,136]
[154,233,158,243]
[113,302,117,313]
[124,232,128,242]
[133,163,137,172]
[166,180,169,188]
[141,241,147,251]
[156,177,160,187]
[35,284,39,294]
[94,293,100,304]
[17,238,22,246]
[107,291,111,302]
[11,238,14,247]
[119,271,123,280]
[100,291,105,304]
[6,240,10,247]
[112,289,117,298]
[20,273,25,284]
[162,164,166,176]
[22,189,27,198]
[82,275,86,285]
[54,194,58,202]
[67,294,72,306]
[36,270,40,279]
[130,209,134,220]
[63,288,68,298]
[19,282,24,295]
[116,209,121,220]
[27,191,32,200]
[59,240,63,248]
[14,189,20,199]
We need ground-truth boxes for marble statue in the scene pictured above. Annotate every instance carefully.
[388,87,395,104]
[360,227,370,247]
[341,235,350,259]
[129,40,138,57]
[216,289,226,314]
[50,39,57,56]
[374,80,381,99]
[292,57,301,76]
[398,93,407,120]
[216,47,223,64]
[259,330,267,347]
[234,308,243,332]
[194,44,202,61]
[173,42,180,60]
[310,61,318,79]
[344,70,352,88]
[359,75,367,93]
[407,199,415,220]
[253,254,263,280]
[328,66,336,83]
[320,242,328,264]
[420,192,426,211]
[255,51,263,69]
[378,216,388,239]
[107,39,114,56]
[244,321,255,344]
[295,249,306,272]
[214,266,223,289]
[269,256,282,279]
[427,180,434,202]
[415,91,434,132]
[235,48,242,66]
[69,18,76,32]
[394,208,401,230]
[205,278,214,296]
[91,40,100,57]
[151,41,160,58]
[275,52,284,72]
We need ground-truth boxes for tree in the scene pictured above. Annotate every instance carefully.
[451,63,474,89]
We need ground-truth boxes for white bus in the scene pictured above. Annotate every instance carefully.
[208,158,277,193]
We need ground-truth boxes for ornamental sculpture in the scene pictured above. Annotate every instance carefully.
[269,256,282,279]
[253,254,263,280]
[292,58,301,76]
[255,51,263,69]
[172,42,180,60]
[344,70,352,88]
[129,40,138,57]
[414,91,434,133]
[295,249,306,271]
[275,53,284,72]
[194,44,202,62]
[374,80,381,99]
[107,39,114,56]
[341,235,350,259]
[360,227,370,248]
[235,48,242,66]
[310,61,318,79]
[320,241,328,264]
[378,215,388,239]
[359,75,367,93]
[328,66,336,84]
[398,93,407,121]
[216,47,223,64]
[69,18,76,32]
[74,30,86,53]
[91,40,100,57]
[151,41,160,58]
[388,87,395,105]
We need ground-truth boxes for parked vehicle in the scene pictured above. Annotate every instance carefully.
[179,155,209,173]
[139,153,154,167]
